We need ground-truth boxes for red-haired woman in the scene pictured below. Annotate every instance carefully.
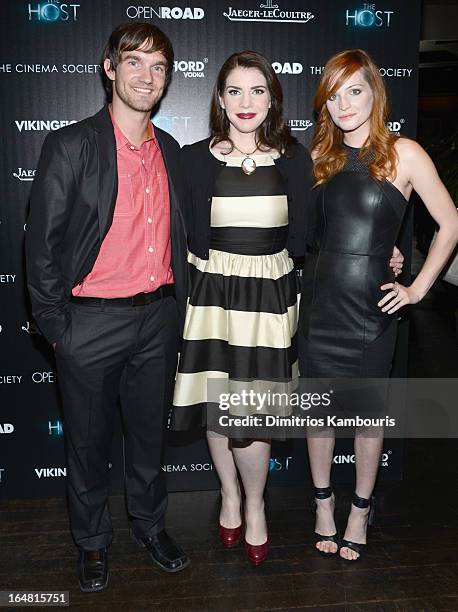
[299,49,458,561]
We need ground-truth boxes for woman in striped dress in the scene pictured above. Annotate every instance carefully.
[170,51,312,565]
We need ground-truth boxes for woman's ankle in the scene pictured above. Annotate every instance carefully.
[221,483,240,501]
[349,503,370,518]
[244,498,265,516]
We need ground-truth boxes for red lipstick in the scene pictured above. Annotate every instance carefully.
[236,113,256,119]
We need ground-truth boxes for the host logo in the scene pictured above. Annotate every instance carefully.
[48,420,64,436]
[15,120,77,132]
[0,424,14,434]
[126,6,204,20]
[288,119,313,131]
[224,1,314,23]
[13,168,36,182]
[35,467,67,478]
[174,58,207,78]
[28,1,80,21]
[32,371,56,383]
[269,456,292,471]
[154,115,191,132]
[272,62,303,75]
[345,4,394,27]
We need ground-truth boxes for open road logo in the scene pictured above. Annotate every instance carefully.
[272,62,303,75]
[126,5,204,20]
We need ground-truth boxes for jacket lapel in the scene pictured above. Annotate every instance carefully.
[155,129,188,239]
[91,107,118,241]
[155,129,179,213]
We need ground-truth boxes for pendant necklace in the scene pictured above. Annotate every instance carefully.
[232,143,259,175]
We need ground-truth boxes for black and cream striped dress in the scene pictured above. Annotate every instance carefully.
[171,149,298,430]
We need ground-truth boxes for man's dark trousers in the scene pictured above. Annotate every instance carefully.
[55,292,179,551]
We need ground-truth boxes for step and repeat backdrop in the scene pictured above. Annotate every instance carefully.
[0,0,421,498]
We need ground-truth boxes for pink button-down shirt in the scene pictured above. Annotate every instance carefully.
[72,109,173,298]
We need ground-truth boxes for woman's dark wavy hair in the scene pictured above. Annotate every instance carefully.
[101,21,174,100]
[210,50,296,155]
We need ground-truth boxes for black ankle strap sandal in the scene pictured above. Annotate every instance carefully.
[314,485,333,500]
[312,486,339,556]
[340,493,376,561]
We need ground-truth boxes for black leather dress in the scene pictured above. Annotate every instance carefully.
[299,145,408,378]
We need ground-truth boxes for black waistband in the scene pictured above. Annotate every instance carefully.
[210,226,288,255]
[70,284,175,307]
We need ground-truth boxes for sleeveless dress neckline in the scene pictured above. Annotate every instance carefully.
[341,143,409,203]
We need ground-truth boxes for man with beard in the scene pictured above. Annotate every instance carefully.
[26,22,189,592]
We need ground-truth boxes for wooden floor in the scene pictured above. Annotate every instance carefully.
[1,271,457,611]
[1,448,458,611]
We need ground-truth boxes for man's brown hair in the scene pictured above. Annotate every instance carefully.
[101,21,174,99]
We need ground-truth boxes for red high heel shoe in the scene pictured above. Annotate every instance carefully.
[219,523,242,549]
[244,538,269,566]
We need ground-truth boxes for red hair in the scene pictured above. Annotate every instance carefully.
[311,49,398,185]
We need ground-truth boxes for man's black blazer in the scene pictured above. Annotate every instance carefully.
[26,105,188,344]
